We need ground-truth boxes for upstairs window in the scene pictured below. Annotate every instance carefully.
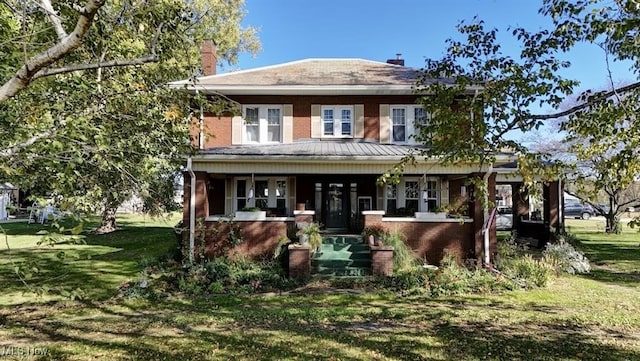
[390,105,430,144]
[242,105,282,143]
[392,108,407,142]
[322,106,353,137]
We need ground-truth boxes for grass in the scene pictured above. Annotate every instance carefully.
[0,215,638,360]
[0,214,181,305]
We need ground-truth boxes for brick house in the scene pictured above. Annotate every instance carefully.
[170,41,562,266]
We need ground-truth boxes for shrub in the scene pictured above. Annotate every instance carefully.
[382,231,421,272]
[501,254,553,289]
[542,239,591,275]
[428,251,513,296]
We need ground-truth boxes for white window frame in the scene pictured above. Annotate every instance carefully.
[234,177,288,211]
[321,105,354,138]
[389,105,430,144]
[423,178,440,212]
[242,105,283,144]
[384,177,441,213]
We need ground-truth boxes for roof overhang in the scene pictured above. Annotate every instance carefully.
[167,83,484,96]
[190,152,516,175]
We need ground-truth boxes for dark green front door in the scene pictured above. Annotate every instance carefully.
[326,182,348,230]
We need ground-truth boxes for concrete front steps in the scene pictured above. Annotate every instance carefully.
[311,235,372,277]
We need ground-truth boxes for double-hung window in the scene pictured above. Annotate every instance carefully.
[243,105,282,143]
[322,106,353,137]
[389,105,430,144]
[392,108,407,142]
[384,178,441,214]
[423,179,439,211]
[405,181,420,213]
[235,178,288,212]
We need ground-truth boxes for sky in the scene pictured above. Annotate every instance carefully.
[227,0,636,95]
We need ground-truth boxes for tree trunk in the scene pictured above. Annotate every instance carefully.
[605,214,621,234]
[96,206,118,234]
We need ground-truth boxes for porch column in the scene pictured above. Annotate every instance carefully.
[182,171,209,230]
[362,210,385,228]
[543,180,563,238]
[294,210,315,225]
[512,182,530,231]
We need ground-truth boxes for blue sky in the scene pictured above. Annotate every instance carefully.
[230,0,635,94]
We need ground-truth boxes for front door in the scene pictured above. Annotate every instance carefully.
[326,182,348,230]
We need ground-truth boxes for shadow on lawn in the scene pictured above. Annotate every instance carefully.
[575,239,640,287]
[0,222,178,304]
[2,294,638,361]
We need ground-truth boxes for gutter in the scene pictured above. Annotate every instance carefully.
[187,157,196,264]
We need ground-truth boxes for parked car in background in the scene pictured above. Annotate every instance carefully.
[564,201,596,220]
[595,204,610,216]
[496,206,513,230]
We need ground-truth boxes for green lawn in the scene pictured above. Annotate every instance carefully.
[0,214,181,305]
[0,216,638,360]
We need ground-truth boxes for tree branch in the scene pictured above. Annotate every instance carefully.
[39,0,67,40]
[493,80,640,141]
[34,54,158,78]
[33,22,164,80]
[0,0,105,103]
[0,130,55,158]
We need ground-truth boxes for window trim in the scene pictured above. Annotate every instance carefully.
[321,105,354,138]
[389,105,430,144]
[242,105,283,144]
[234,177,288,212]
[384,177,441,214]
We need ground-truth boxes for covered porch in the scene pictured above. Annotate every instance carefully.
[182,141,517,263]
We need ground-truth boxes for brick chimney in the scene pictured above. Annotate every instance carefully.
[201,39,217,76]
[386,53,404,66]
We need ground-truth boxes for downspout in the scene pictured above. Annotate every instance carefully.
[483,163,493,265]
[187,157,196,264]
[197,89,204,150]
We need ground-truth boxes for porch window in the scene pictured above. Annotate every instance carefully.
[236,180,248,210]
[235,177,288,212]
[405,181,419,213]
[386,184,397,215]
[242,105,282,143]
[322,106,353,137]
[424,180,439,211]
[276,180,287,209]
[254,180,269,209]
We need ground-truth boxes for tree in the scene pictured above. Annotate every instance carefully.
[409,0,640,231]
[561,87,640,233]
[1,0,258,232]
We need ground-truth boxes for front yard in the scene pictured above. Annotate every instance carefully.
[0,216,638,360]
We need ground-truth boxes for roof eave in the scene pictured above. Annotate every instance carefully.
[167,84,483,96]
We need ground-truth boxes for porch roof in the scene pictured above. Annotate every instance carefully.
[198,139,423,159]
[191,140,518,175]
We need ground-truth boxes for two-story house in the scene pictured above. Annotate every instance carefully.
[171,41,562,265]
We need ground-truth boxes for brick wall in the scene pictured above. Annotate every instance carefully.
[383,220,475,265]
[288,245,310,280]
[371,246,394,276]
[196,95,422,148]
